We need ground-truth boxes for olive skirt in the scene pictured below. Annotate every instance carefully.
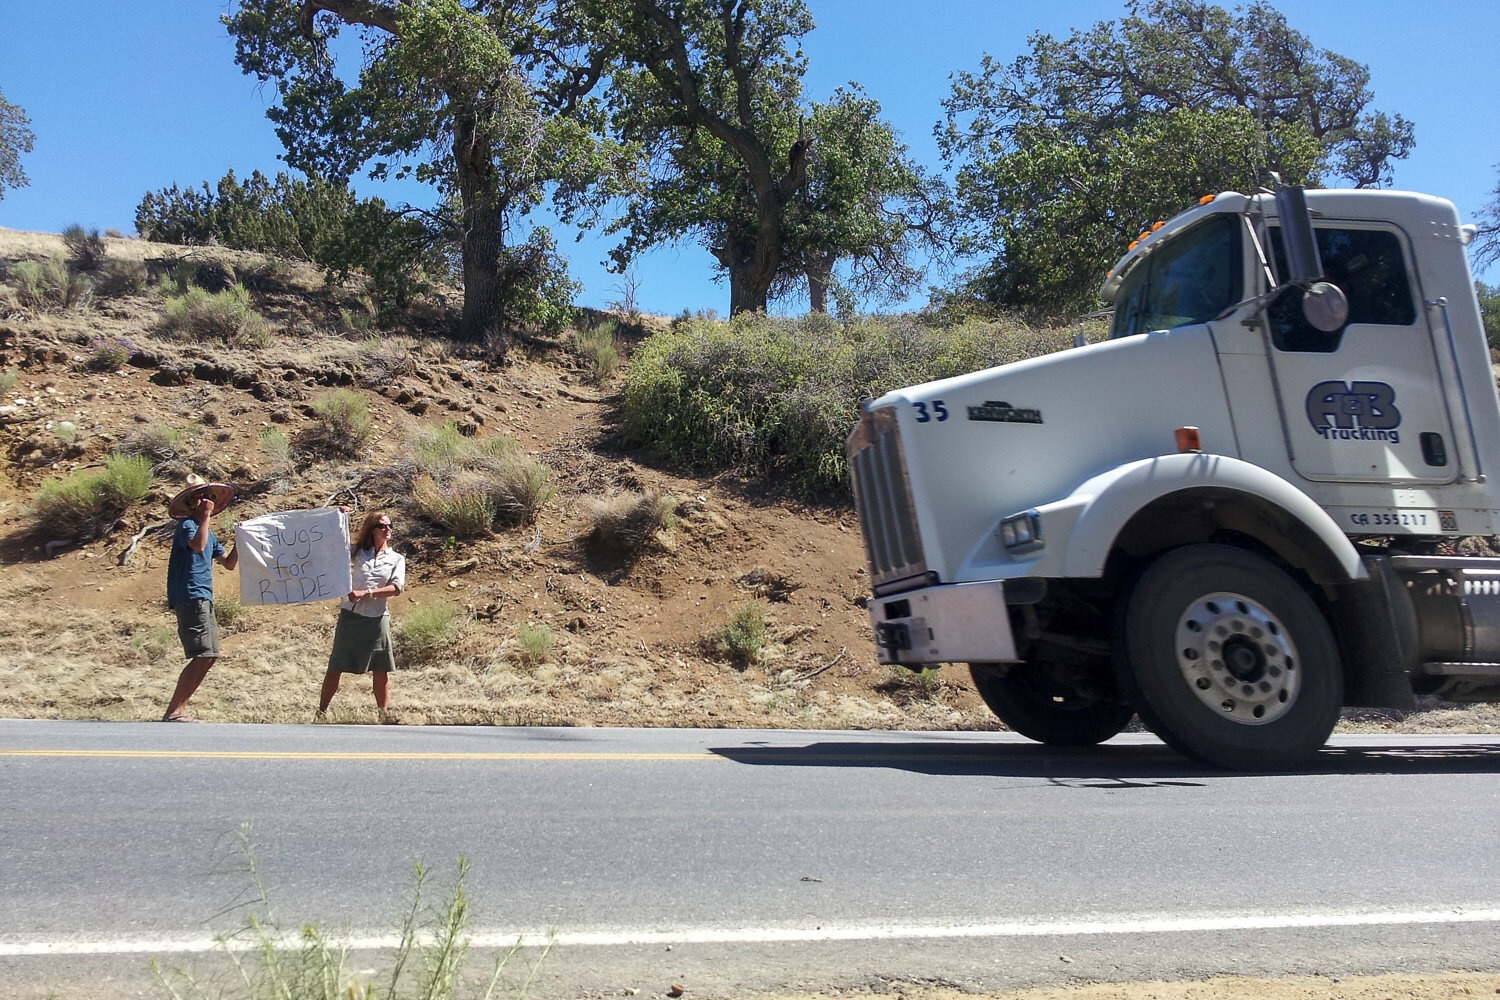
[327,608,396,674]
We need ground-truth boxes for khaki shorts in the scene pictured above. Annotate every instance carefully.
[175,599,220,660]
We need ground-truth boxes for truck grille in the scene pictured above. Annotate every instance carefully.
[847,406,927,591]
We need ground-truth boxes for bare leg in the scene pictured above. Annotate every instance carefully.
[163,657,215,719]
[373,671,389,710]
[318,671,342,713]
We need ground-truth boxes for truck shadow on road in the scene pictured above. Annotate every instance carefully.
[708,739,1500,780]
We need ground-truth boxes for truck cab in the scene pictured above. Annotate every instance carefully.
[848,186,1500,769]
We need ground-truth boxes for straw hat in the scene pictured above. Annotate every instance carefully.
[167,477,235,519]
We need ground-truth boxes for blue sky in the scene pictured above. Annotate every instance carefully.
[1,1,1496,316]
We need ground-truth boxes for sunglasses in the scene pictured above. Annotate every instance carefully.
[375,522,394,531]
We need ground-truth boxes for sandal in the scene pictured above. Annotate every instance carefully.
[161,711,198,723]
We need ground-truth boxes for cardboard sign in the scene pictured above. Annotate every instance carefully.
[235,508,351,606]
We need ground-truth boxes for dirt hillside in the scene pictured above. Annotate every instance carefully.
[1,227,1496,735]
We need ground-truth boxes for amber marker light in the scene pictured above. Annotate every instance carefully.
[1198,194,1215,205]
[1175,426,1202,453]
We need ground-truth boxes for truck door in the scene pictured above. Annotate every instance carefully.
[1265,223,1457,484]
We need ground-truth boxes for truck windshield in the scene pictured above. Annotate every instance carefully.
[1110,214,1242,339]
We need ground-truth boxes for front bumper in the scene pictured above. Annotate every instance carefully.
[866,581,1018,665]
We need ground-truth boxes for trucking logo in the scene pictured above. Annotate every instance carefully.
[1304,380,1401,443]
[968,400,1044,424]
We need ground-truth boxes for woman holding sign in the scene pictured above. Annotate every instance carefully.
[317,511,406,723]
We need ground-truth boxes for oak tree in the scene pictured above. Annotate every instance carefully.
[0,87,34,201]
[597,0,814,315]
[940,0,1413,314]
[224,0,612,344]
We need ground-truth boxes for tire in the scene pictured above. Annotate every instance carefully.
[970,662,1135,746]
[1116,543,1342,770]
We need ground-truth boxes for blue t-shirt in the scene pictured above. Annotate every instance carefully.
[166,519,226,609]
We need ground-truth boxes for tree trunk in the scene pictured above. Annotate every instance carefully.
[805,254,835,313]
[453,114,504,347]
[717,230,778,316]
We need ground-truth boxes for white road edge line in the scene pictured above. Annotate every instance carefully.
[5,908,1500,957]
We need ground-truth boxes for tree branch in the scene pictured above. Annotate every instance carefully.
[296,0,399,38]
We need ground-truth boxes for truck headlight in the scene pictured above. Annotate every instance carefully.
[999,509,1044,554]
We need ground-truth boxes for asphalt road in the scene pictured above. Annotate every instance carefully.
[2,720,1499,998]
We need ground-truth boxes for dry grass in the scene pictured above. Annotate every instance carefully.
[0,584,996,729]
[586,490,677,555]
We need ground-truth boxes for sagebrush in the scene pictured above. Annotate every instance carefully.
[621,313,1071,495]
[30,454,152,538]
[161,284,270,348]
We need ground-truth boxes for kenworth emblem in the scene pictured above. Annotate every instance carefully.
[967,400,1044,424]
[1304,380,1401,443]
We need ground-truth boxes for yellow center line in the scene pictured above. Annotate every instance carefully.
[0,749,722,760]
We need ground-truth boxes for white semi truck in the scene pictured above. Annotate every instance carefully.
[847,181,1499,769]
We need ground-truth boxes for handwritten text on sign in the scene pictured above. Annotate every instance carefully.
[235,508,351,606]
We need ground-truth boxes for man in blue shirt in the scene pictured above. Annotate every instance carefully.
[162,492,239,722]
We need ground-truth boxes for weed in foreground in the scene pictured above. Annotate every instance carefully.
[0,371,15,394]
[155,830,545,1000]
[713,601,767,667]
[131,625,178,659]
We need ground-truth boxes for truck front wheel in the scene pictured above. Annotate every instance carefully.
[970,662,1135,746]
[1117,544,1342,770]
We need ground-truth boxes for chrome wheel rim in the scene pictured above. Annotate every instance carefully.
[1174,592,1300,726]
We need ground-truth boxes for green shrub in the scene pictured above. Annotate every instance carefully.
[410,422,470,480]
[85,336,134,371]
[50,420,77,445]
[9,258,90,311]
[412,474,495,538]
[494,228,579,336]
[95,258,146,298]
[1478,282,1500,353]
[102,452,153,502]
[138,169,445,314]
[713,601,767,666]
[300,389,373,458]
[213,594,248,632]
[0,371,15,394]
[130,625,177,656]
[397,599,459,659]
[61,224,107,272]
[161,283,270,347]
[257,426,293,474]
[30,453,151,538]
[621,312,1071,496]
[574,322,621,383]
[514,622,553,669]
[117,422,186,471]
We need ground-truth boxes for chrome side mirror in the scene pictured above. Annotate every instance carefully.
[1301,281,1349,332]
